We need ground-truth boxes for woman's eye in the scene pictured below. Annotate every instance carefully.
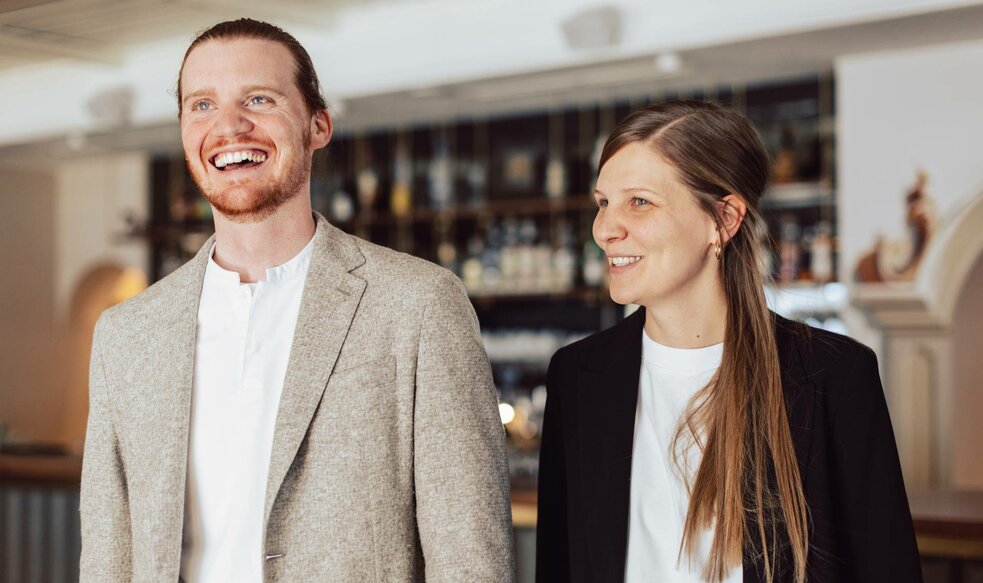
[192,101,211,112]
[596,199,608,208]
[632,197,650,206]
[249,95,271,105]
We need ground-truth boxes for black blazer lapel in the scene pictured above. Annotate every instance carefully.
[577,308,646,582]
[774,315,816,482]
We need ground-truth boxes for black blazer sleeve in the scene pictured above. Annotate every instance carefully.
[536,355,571,583]
[806,341,922,583]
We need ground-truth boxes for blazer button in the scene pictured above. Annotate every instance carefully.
[265,552,284,561]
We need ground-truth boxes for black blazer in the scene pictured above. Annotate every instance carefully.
[536,308,922,583]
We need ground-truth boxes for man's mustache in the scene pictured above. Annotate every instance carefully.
[207,136,276,151]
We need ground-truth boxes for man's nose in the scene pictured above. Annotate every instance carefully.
[211,105,253,138]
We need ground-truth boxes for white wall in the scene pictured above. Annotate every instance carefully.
[51,152,151,449]
[0,154,149,448]
[838,38,983,279]
[0,165,64,444]
[836,38,983,355]
[55,153,150,322]
[837,39,983,489]
[837,38,983,350]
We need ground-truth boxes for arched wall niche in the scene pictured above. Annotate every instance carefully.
[62,263,147,449]
[854,191,983,490]
[950,250,983,488]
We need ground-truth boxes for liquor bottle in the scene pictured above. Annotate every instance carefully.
[437,240,458,275]
[583,238,606,287]
[330,189,355,223]
[533,227,553,292]
[552,220,577,292]
[390,135,413,218]
[546,110,567,200]
[356,158,380,214]
[468,118,490,208]
[462,234,485,293]
[481,223,504,292]
[428,131,453,210]
[466,161,488,207]
[499,218,520,291]
[810,221,834,283]
[516,218,538,292]
[545,157,567,199]
[778,216,802,283]
[773,123,799,184]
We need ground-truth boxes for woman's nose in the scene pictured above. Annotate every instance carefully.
[593,207,627,246]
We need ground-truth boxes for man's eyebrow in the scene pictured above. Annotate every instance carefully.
[241,85,288,98]
[182,88,214,105]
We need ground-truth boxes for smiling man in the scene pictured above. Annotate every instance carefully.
[79,19,515,583]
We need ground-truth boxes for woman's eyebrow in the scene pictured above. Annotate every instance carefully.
[624,187,663,197]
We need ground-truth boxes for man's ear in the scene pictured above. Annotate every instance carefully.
[717,194,748,245]
[310,109,333,150]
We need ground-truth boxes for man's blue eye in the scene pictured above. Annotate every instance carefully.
[193,101,210,111]
[633,197,649,206]
[250,96,271,105]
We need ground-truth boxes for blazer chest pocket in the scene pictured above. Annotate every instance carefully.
[319,355,398,420]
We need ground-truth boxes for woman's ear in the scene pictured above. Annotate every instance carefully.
[717,194,748,245]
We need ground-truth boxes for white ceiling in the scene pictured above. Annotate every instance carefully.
[0,0,378,70]
[1,0,983,161]
[345,2,983,128]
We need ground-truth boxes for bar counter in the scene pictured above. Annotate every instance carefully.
[3,454,982,558]
[0,453,82,487]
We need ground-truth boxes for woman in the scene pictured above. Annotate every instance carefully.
[535,101,922,583]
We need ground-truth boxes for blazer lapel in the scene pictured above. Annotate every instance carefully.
[578,308,645,582]
[153,238,211,578]
[773,315,816,480]
[263,214,366,527]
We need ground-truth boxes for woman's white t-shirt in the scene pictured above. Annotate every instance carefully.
[624,331,741,583]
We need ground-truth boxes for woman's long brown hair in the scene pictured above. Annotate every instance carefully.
[599,101,809,583]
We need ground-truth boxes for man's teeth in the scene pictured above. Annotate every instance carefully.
[610,256,642,267]
[213,150,267,168]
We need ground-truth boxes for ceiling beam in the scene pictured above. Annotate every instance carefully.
[165,0,337,30]
[0,0,60,15]
[0,0,63,25]
[0,26,119,65]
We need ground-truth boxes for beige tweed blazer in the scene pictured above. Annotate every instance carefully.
[80,213,516,582]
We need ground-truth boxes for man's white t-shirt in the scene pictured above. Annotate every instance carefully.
[180,237,314,583]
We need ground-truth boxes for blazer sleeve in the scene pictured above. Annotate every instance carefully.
[535,353,571,583]
[79,315,132,582]
[821,345,923,583]
[412,270,516,583]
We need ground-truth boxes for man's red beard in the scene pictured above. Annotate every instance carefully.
[188,133,312,224]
